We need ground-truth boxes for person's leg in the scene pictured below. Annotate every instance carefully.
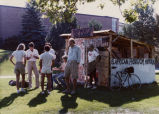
[52,74,60,85]
[32,62,39,88]
[46,74,52,92]
[71,61,79,94]
[27,62,33,88]
[63,63,71,92]
[93,69,98,86]
[58,73,66,87]
[41,73,45,92]
[16,73,20,91]
[72,79,77,91]
[21,74,25,88]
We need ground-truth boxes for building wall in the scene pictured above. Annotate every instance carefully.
[75,13,119,32]
[0,5,25,40]
[0,5,52,41]
[0,5,119,41]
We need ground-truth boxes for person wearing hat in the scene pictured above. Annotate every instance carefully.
[63,38,81,95]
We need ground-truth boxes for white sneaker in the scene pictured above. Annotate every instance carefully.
[21,88,26,93]
[71,90,76,95]
[87,85,92,89]
[29,85,32,89]
[41,91,45,95]
[47,90,51,94]
[17,90,20,94]
[92,85,97,90]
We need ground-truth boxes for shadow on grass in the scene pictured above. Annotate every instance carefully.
[27,93,48,107]
[59,94,78,114]
[57,82,159,109]
[0,92,26,109]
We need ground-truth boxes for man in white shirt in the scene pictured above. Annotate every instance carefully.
[26,42,39,89]
[40,45,55,94]
[87,44,100,89]
[45,42,56,59]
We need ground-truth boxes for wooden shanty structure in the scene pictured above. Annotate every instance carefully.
[60,29,155,87]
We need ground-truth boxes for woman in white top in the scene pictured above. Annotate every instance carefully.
[10,43,26,94]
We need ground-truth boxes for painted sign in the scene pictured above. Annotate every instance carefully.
[111,58,155,87]
[71,28,93,38]
[74,37,110,85]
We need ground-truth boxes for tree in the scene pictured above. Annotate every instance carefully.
[46,17,77,65]
[123,5,158,45]
[34,0,157,24]
[46,17,77,50]
[88,19,102,31]
[21,0,46,52]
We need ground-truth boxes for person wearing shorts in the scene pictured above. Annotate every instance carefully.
[63,38,81,95]
[10,43,26,94]
[40,45,55,94]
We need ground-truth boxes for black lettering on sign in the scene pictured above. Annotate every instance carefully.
[71,28,93,38]
[111,58,155,65]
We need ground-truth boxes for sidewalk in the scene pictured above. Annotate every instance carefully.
[0,76,16,78]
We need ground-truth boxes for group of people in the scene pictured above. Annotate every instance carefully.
[10,38,100,95]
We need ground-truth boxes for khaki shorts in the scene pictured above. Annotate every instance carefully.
[14,62,25,75]
[64,61,79,79]
[41,67,52,74]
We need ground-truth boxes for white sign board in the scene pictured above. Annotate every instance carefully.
[111,58,155,87]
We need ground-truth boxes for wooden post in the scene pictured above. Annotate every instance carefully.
[108,34,112,87]
[130,39,133,58]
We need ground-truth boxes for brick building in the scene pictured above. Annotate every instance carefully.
[0,5,119,42]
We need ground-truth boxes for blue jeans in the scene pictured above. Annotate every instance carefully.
[52,72,66,88]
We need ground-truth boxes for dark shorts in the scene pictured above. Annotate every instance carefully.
[87,61,96,75]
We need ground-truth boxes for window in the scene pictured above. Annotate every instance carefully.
[112,18,117,32]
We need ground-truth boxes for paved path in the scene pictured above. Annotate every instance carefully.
[0,76,16,78]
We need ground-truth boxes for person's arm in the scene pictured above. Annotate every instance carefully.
[33,50,39,59]
[9,55,15,66]
[39,59,42,73]
[77,47,81,64]
[51,60,54,68]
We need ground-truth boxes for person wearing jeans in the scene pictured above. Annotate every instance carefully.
[26,42,39,89]
[52,55,67,88]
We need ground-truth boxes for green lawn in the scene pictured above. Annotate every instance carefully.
[0,49,14,76]
[1,49,159,113]
[1,77,159,114]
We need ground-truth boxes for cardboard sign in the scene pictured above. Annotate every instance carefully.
[71,28,93,38]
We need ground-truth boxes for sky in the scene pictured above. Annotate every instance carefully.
[0,0,159,23]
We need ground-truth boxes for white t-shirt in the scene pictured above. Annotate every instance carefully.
[40,52,55,68]
[88,50,99,63]
[12,50,26,62]
[61,62,67,71]
[49,48,56,59]
[26,49,39,61]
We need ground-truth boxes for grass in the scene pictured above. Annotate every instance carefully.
[0,49,14,76]
[1,49,159,113]
[1,76,159,114]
